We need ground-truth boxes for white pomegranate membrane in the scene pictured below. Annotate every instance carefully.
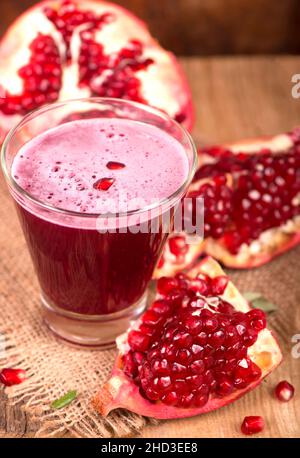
[122,271,267,408]
[12,118,189,216]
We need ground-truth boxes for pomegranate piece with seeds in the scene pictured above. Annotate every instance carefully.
[155,127,300,276]
[93,257,282,419]
[241,416,264,435]
[274,380,295,402]
[0,0,194,143]
[0,368,26,386]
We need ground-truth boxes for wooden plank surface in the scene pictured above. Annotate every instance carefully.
[1,56,300,438]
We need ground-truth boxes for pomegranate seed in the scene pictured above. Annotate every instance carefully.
[216,376,234,396]
[142,310,162,327]
[189,278,210,295]
[0,368,26,386]
[180,393,194,408]
[210,276,229,295]
[145,387,159,401]
[106,161,126,170]
[128,330,150,352]
[203,316,218,333]
[161,391,178,406]
[157,276,178,295]
[93,177,115,191]
[156,256,165,269]
[184,316,203,335]
[168,236,188,256]
[191,359,205,374]
[246,309,267,331]
[241,416,264,435]
[123,352,137,378]
[194,392,209,407]
[208,329,226,346]
[151,358,170,376]
[151,299,171,316]
[274,380,295,402]
[132,352,144,366]
[243,328,258,347]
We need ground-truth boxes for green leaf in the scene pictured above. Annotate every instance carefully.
[243,291,262,302]
[51,390,77,410]
[251,297,277,313]
[243,291,277,313]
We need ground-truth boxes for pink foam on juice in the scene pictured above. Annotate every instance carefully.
[12,118,189,215]
[12,118,189,315]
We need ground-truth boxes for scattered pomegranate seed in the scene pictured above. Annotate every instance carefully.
[0,368,26,386]
[168,236,189,256]
[241,415,264,435]
[106,161,126,170]
[274,380,295,402]
[93,177,115,191]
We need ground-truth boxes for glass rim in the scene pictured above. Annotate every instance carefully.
[1,97,197,220]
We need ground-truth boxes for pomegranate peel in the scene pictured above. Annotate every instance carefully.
[94,257,282,419]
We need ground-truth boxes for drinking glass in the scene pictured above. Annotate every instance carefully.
[1,98,197,348]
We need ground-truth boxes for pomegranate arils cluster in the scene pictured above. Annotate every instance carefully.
[189,176,233,239]
[192,132,300,253]
[44,0,112,61]
[123,273,266,408]
[0,0,154,116]
[0,34,61,115]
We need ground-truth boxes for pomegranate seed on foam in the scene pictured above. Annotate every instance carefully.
[241,415,264,435]
[0,368,26,386]
[124,272,266,409]
[106,161,126,170]
[275,380,295,402]
[93,177,115,191]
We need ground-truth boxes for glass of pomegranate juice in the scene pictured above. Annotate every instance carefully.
[1,98,197,348]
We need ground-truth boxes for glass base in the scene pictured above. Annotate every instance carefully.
[41,292,147,349]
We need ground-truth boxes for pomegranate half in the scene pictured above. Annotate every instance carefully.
[94,257,282,419]
[0,0,194,143]
[156,127,300,275]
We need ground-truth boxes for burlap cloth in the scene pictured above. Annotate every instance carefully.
[0,176,299,437]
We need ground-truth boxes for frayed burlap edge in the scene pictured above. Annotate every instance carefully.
[0,323,157,438]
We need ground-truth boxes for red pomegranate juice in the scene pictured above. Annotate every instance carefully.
[12,118,189,315]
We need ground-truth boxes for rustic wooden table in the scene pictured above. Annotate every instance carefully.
[1,56,300,438]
